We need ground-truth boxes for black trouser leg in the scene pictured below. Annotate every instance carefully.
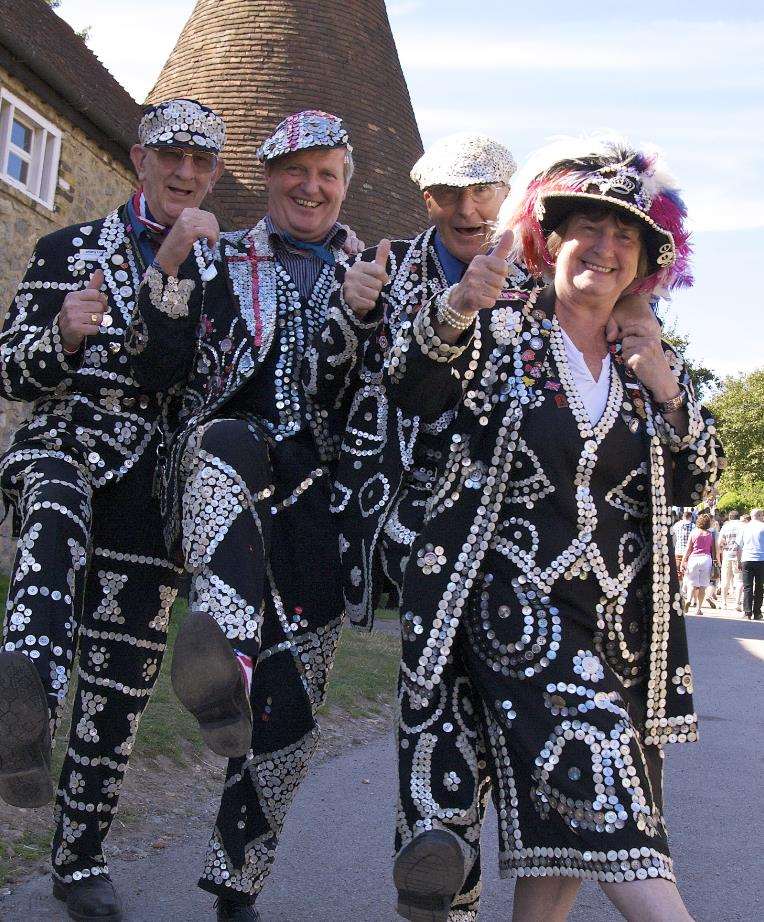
[182,419,274,662]
[50,446,181,884]
[743,560,764,617]
[198,450,343,904]
[1,457,92,731]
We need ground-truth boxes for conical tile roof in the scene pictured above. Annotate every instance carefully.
[148,0,428,242]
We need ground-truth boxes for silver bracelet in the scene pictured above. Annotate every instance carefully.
[436,285,476,332]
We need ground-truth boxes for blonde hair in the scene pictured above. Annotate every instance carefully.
[696,513,712,530]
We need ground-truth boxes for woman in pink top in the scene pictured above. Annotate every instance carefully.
[681,512,717,614]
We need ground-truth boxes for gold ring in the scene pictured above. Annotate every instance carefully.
[90,313,100,324]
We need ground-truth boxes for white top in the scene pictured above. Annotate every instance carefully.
[719,519,743,559]
[740,520,764,562]
[561,329,612,425]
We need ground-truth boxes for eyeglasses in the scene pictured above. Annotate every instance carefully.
[152,146,219,173]
[428,183,504,206]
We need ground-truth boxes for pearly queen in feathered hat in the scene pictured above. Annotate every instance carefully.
[499,134,693,292]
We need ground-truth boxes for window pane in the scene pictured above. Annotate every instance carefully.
[11,118,32,152]
[7,151,29,184]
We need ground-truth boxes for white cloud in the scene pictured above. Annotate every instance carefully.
[57,3,190,101]
[396,20,764,87]
[412,103,764,233]
[387,1,425,15]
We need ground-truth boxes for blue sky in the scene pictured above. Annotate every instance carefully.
[56,0,763,377]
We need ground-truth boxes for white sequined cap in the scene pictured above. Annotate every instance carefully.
[139,99,226,153]
[410,133,516,190]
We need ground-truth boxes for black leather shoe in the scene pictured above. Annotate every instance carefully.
[53,875,123,921]
[171,611,253,757]
[0,651,53,807]
[394,829,465,922]
[215,896,261,921]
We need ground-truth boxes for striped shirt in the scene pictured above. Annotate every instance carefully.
[265,215,346,299]
[671,520,694,555]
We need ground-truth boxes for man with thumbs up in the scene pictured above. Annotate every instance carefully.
[0,98,226,922]
[126,110,362,921]
[305,133,520,922]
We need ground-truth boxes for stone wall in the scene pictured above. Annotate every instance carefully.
[0,66,135,570]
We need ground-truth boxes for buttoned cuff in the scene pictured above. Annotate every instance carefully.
[413,296,473,363]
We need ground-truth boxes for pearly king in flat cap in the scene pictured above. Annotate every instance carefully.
[139,98,226,153]
[256,110,352,163]
[410,132,516,190]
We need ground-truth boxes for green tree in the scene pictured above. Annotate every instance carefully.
[659,314,720,400]
[709,368,764,495]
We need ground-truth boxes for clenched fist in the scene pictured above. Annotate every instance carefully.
[155,207,220,278]
[448,229,514,315]
[59,269,107,353]
[342,239,391,317]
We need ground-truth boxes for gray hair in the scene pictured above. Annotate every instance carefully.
[343,149,355,186]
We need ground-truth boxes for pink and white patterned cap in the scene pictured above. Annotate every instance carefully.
[256,110,352,163]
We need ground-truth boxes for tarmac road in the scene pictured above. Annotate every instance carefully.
[1,612,761,922]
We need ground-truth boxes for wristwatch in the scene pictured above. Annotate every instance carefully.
[656,391,685,414]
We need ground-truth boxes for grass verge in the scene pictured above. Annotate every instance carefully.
[0,581,399,887]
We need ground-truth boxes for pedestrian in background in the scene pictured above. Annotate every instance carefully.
[671,510,694,574]
[681,513,717,615]
[717,510,743,608]
[740,509,764,620]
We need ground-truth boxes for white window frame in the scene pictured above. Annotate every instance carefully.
[0,87,62,209]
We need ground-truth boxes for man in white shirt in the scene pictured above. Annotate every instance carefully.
[740,509,764,619]
[717,511,742,607]
[671,510,694,573]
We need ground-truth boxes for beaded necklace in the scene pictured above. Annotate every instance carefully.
[98,209,142,328]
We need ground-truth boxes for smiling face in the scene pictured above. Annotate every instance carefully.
[264,147,348,242]
[423,183,508,263]
[552,209,645,307]
[129,144,223,225]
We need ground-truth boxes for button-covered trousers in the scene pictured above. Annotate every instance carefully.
[383,483,489,921]
[179,419,343,903]
[1,443,181,884]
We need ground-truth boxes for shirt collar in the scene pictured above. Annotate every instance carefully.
[265,214,347,252]
[432,229,468,286]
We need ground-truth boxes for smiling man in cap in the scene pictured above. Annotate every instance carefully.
[126,109,360,921]
[0,97,225,922]
[304,131,518,922]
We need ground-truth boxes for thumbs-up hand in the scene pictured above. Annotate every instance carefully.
[341,239,392,318]
[59,268,108,353]
[448,228,514,316]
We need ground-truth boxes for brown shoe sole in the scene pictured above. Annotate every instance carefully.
[171,611,253,758]
[394,829,465,922]
[0,651,53,808]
